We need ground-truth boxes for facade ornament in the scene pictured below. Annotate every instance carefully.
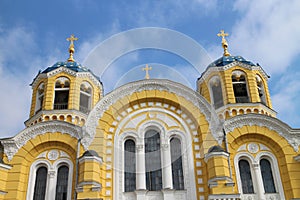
[247,143,259,154]
[48,170,56,178]
[85,79,221,149]
[48,150,59,161]
[224,114,300,152]
[161,143,169,151]
[136,145,144,152]
[1,121,82,161]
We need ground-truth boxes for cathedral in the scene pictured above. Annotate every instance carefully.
[0,31,299,200]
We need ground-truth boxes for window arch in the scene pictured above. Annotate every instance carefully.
[145,130,162,191]
[232,70,249,103]
[54,77,70,110]
[260,159,276,193]
[79,82,92,113]
[124,139,136,192]
[33,166,48,200]
[55,165,69,200]
[170,137,184,190]
[35,83,44,113]
[209,76,224,109]
[256,75,267,105]
[238,159,254,194]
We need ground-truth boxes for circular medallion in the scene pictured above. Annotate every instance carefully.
[47,150,59,160]
[247,143,259,153]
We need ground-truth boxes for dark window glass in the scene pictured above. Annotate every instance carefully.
[33,166,47,200]
[211,79,224,109]
[170,138,184,190]
[79,93,90,113]
[54,90,69,109]
[55,166,69,200]
[232,75,249,103]
[260,159,276,193]
[239,160,254,194]
[145,130,162,191]
[124,139,136,192]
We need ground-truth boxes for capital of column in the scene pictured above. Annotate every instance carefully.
[48,170,56,178]
[136,144,144,152]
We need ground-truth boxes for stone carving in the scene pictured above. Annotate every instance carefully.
[247,143,259,154]
[224,114,300,152]
[48,150,59,161]
[84,79,222,149]
[1,121,81,161]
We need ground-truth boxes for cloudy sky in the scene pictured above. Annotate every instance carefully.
[0,0,299,137]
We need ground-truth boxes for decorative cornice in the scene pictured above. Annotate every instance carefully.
[204,151,229,163]
[79,155,103,165]
[0,163,12,170]
[32,66,102,88]
[84,79,223,149]
[224,114,300,152]
[198,61,269,85]
[1,121,82,161]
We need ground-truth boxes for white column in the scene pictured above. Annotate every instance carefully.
[162,143,173,189]
[47,170,57,199]
[253,163,266,200]
[136,144,146,190]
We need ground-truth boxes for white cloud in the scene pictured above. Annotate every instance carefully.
[230,0,300,74]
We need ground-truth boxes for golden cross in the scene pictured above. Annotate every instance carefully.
[67,34,78,48]
[217,30,231,56]
[66,34,78,62]
[142,64,152,79]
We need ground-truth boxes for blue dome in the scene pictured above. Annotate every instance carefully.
[42,61,100,81]
[208,56,255,68]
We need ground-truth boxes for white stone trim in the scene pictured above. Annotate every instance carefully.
[0,163,12,170]
[26,157,73,200]
[113,107,197,200]
[78,155,103,164]
[234,150,285,200]
[224,114,300,152]
[1,121,81,161]
[84,79,222,150]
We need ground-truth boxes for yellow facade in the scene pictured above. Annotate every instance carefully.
[0,36,299,200]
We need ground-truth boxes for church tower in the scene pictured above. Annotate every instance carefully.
[197,30,275,120]
[26,35,103,127]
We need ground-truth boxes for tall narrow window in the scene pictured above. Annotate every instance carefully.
[260,159,276,193]
[170,138,184,190]
[209,76,224,109]
[232,71,249,103]
[79,82,92,114]
[35,83,44,113]
[145,130,162,191]
[124,139,136,192]
[54,77,70,110]
[55,166,69,200]
[256,75,267,105]
[239,160,254,194]
[33,166,47,200]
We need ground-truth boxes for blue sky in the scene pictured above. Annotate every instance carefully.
[0,0,300,137]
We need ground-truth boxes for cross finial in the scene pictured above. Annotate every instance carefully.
[66,34,78,62]
[142,64,152,79]
[217,30,231,56]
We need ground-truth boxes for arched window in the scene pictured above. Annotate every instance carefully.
[33,166,48,200]
[232,71,249,103]
[54,77,70,110]
[35,83,44,113]
[145,130,162,191]
[124,139,136,192]
[209,76,224,109]
[170,138,184,190]
[260,159,276,193]
[79,82,92,113]
[256,75,267,105]
[238,160,254,194]
[55,166,69,200]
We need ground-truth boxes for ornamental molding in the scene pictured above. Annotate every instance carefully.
[1,121,82,161]
[31,66,102,88]
[84,79,223,149]
[198,61,269,84]
[224,114,300,152]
